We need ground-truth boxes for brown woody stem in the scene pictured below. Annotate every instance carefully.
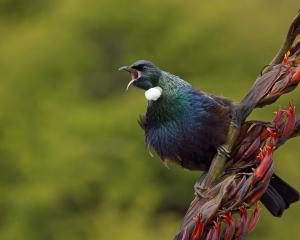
[199,9,300,193]
[200,121,239,189]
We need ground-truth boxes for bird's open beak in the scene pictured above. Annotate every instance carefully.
[118,66,141,90]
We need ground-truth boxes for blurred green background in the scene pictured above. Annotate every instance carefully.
[0,0,299,239]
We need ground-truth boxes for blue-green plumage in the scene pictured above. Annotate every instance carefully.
[139,70,232,170]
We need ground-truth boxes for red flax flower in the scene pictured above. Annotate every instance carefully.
[174,36,300,239]
[175,103,299,240]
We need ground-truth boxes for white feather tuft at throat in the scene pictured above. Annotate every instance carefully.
[145,87,162,101]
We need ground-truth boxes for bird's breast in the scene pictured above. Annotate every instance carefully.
[140,90,232,170]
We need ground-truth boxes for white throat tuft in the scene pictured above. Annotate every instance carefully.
[145,86,162,101]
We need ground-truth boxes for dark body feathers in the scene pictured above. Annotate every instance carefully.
[139,71,232,171]
[261,174,299,216]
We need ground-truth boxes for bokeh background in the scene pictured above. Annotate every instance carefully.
[0,0,299,239]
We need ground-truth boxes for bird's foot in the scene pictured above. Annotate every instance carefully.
[217,145,231,158]
[194,181,210,198]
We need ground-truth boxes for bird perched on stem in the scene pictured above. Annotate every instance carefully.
[119,59,299,217]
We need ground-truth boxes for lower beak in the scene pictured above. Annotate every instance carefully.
[126,79,136,90]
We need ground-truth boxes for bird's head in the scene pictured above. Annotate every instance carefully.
[119,60,162,91]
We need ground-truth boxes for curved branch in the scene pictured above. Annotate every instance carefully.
[175,9,300,240]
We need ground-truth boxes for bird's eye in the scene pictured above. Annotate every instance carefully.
[131,64,148,71]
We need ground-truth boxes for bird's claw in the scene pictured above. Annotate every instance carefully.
[194,181,210,198]
[217,145,231,158]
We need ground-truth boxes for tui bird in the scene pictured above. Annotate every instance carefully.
[119,60,299,217]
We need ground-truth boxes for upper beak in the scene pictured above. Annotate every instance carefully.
[118,66,130,72]
[118,66,140,90]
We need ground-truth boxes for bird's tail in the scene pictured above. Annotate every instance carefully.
[260,174,299,217]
